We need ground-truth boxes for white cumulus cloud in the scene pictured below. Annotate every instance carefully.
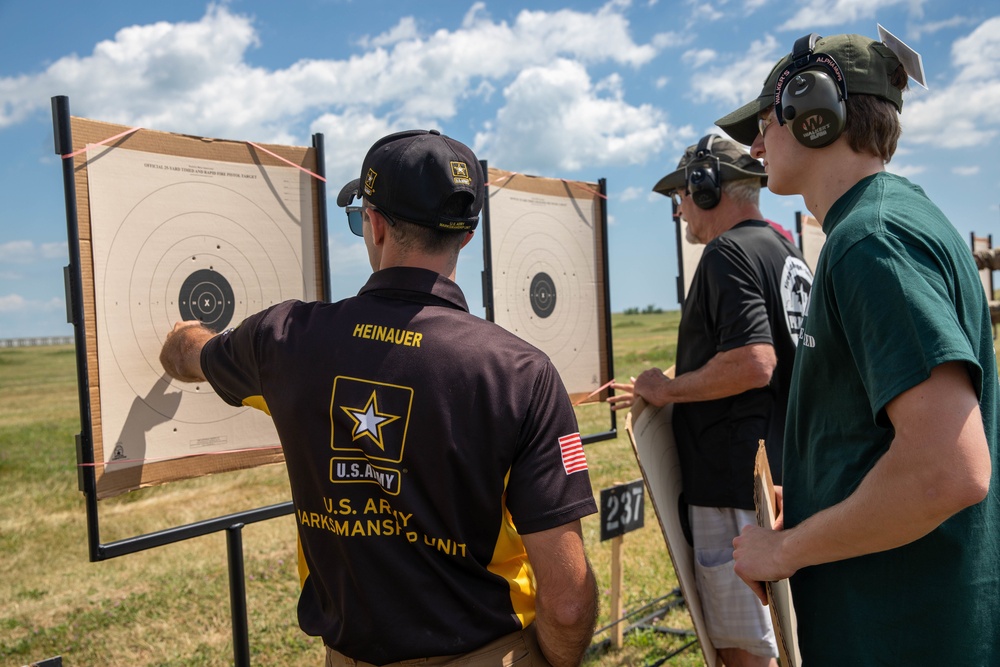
[0,294,64,314]
[778,0,918,32]
[0,2,668,171]
[688,35,782,107]
[899,17,1000,149]
[472,59,671,174]
[0,240,67,264]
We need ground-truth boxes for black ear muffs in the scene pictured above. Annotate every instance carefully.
[774,34,847,148]
[687,134,721,210]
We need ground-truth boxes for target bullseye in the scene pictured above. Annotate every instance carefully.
[179,268,235,330]
[529,272,557,318]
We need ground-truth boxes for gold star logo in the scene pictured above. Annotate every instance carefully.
[451,161,471,184]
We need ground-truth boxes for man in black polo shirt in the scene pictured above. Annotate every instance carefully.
[160,130,598,666]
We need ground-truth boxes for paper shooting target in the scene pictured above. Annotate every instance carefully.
[486,170,611,402]
[76,133,322,498]
[98,177,304,429]
[493,211,596,378]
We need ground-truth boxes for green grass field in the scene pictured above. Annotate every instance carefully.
[0,312,711,667]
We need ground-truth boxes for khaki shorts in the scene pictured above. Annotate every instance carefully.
[324,624,552,667]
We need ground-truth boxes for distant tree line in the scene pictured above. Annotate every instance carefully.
[622,305,664,315]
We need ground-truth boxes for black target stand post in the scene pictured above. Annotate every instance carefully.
[52,95,318,667]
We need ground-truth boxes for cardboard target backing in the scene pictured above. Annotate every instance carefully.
[971,233,994,304]
[796,212,826,272]
[484,168,611,404]
[676,215,705,304]
[69,116,326,499]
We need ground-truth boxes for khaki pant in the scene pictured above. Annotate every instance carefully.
[324,625,552,666]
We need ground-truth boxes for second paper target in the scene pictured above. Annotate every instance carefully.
[492,209,600,393]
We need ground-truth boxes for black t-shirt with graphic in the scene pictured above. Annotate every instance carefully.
[675,220,812,509]
[201,266,597,663]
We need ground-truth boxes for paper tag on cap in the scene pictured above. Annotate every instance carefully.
[878,24,928,89]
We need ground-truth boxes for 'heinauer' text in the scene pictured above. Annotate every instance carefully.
[352,323,422,347]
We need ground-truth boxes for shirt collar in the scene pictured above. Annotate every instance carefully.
[358,266,470,312]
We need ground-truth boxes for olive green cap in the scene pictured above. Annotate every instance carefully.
[715,34,905,146]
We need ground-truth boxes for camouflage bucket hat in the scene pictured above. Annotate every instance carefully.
[652,134,766,196]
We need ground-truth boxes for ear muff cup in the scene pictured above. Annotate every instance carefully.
[687,134,721,210]
[779,69,846,148]
[774,33,848,149]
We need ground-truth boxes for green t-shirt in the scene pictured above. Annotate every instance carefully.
[784,173,1000,665]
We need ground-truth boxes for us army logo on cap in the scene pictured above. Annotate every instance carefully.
[364,167,378,196]
[451,161,471,185]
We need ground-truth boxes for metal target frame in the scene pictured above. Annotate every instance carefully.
[53,95,330,666]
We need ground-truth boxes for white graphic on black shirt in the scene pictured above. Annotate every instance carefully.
[780,256,813,346]
[330,376,412,494]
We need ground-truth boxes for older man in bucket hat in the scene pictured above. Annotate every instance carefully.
[717,33,1000,665]
[160,130,598,667]
[612,133,812,667]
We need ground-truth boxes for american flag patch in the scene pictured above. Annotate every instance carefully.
[558,432,587,474]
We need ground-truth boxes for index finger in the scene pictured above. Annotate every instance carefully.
[172,320,203,333]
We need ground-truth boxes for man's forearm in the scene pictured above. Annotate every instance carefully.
[533,571,598,667]
[641,343,776,406]
[674,344,774,400]
[736,430,990,601]
[755,362,992,578]
[511,518,598,665]
[779,461,961,573]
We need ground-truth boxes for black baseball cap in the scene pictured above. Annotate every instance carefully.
[337,129,484,232]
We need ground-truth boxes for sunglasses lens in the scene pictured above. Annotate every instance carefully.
[347,207,364,237]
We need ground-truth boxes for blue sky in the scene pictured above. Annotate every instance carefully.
[1,0,998,338]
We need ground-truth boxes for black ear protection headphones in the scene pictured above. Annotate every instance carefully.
[774,33,848,148]
[686,134,722,210]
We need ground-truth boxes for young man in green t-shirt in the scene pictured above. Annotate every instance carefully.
[716,33,999,665]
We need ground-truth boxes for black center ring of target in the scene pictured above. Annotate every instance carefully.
[179,269,235,331]
[529,272,557,319]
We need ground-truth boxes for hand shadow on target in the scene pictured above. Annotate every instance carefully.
[103,374,183,492]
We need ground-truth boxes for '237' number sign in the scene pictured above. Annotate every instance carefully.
[599,479,645,541]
